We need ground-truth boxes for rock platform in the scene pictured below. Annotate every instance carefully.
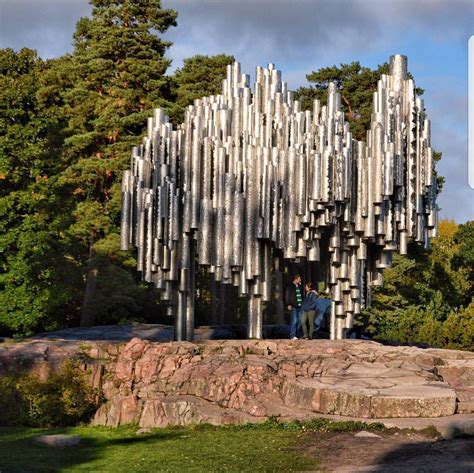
[0,324,473,431]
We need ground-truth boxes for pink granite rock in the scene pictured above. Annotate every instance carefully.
[1,333,473,427]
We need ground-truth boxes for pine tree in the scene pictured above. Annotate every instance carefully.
[169,54,234,124]
[56,0,178,326]
[295,62,427,141]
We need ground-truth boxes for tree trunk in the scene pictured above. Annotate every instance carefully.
[80,243,98,327]
[341,94,353,119]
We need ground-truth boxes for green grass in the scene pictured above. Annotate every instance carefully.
[0,424,317,472]
[0,419,386,472]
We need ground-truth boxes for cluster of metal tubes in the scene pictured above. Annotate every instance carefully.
[120,54,438,340]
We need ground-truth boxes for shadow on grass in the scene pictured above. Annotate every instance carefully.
[0,426,183,473]
[371,437,474,473]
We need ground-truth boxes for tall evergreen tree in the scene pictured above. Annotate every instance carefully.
[296,61,443,189]
[169,54,234,124]
[56,0,178,326]
[296,62,426,141]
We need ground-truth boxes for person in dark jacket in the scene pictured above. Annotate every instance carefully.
[300,282,318,339]
[285,274,303,340]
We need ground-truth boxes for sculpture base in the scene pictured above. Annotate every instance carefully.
[2,331,473,428]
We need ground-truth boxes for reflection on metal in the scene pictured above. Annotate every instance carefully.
[120,54,438,341]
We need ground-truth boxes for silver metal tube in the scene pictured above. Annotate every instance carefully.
[121,56,437,341]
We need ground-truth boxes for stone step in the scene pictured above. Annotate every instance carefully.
[282,378,457,418]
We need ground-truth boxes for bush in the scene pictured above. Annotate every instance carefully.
[437,303,474,351]
[359,222,474,351]
[0,375,29,426]
[0,360,101,427]
[362,301,474,351]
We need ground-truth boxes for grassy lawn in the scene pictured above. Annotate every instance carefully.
[0,422,320,472]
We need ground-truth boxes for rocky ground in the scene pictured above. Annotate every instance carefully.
[1,323,473,433]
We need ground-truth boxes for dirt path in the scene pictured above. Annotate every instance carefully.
[300,431,474,472]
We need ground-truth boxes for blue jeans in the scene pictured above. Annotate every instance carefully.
[290,307,303,338]
[314,309,325,332]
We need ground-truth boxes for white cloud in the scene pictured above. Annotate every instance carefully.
[0,0,91,58]
[1,0,473,221]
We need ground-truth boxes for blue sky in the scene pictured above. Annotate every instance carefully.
[1,0,473,222]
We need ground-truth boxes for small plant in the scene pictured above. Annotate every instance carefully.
[0,360,102,427]
[239,346,259,357]
[191,417,387,433]
[77,343,94,362]
[418,425,441,439]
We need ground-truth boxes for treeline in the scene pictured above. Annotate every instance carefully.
[362,220,473,351]
[0,1,234,335]
[0,0,472,350]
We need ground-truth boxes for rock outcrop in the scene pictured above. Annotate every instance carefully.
[1,329,473,428]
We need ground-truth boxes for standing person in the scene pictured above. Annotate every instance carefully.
[285,274,304,340]
[300,282,318,339]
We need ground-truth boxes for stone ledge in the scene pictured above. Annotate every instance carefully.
[282,378,457,418]
[1,334,473,426]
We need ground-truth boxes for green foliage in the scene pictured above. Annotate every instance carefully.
[296,61,425,142]
[436,303,474,350]
[296,62,386,141]
[220,417,385,433]
[169,54,234,123]
[367,302,474,351]
[45,0,177,323]
[452,220,474,287]
[80,255,161,325]
[0,375,29,426]
[0,49,81,336]
[0,48,48,193]
[0,360,101,427]
[55,0,179,327]
[1,1,180,335]
[361,220,474,350]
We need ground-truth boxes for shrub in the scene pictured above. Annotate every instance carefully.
[0,360,101,427]
[437,303,474,351]
[362,301,474,351]
[0,375,29,426]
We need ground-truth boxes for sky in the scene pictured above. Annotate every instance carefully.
[0,0,473,223]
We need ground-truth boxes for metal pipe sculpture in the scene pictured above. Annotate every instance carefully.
[120,54,438,341]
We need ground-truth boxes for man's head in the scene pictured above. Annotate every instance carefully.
[293,274,302,285]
